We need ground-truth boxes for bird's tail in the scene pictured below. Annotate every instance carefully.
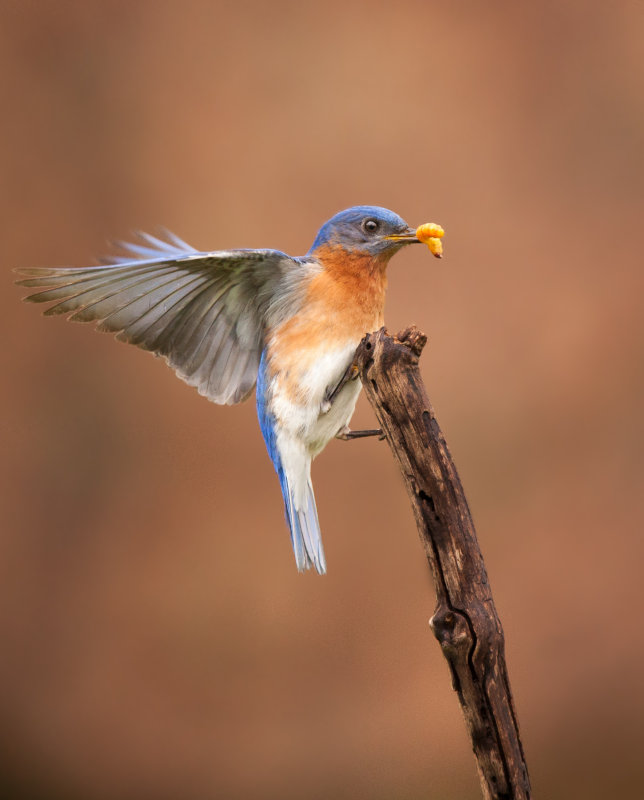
[282,474,326,574]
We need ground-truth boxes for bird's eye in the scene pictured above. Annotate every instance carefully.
[363,218,379,234]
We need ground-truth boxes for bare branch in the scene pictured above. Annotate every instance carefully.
[355,326,531,800]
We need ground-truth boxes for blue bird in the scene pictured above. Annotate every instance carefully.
[16,206,442,573]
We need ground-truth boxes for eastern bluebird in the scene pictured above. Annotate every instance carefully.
[17,206,440,574]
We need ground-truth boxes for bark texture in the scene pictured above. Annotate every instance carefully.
[354,326,531,800]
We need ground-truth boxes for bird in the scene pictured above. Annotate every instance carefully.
[16,206,441,574]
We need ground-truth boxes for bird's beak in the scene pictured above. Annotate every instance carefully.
[385,222,445,258]
[383,227,421,244]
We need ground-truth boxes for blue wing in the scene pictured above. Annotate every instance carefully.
[256,352,326,574]
[16,232,297,405]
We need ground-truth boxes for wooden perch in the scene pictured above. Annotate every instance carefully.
[354,327,531,800]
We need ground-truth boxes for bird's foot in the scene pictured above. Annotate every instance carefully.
[335,426,384,441]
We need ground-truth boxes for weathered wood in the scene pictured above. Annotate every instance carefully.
[354,326,531,800]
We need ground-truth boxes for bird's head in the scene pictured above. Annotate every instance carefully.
[307,206,422,261]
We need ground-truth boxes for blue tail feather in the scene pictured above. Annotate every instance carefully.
[284,474,326,573]
[256,351,326,574]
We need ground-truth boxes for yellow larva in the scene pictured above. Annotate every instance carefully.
[416,223,445,258]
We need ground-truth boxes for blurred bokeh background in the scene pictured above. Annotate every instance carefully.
[1,1,643,798]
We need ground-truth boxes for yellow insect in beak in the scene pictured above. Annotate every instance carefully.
[415,223,445,258]
[385,222,445,258]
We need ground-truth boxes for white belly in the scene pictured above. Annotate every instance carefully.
[270,339,362,456]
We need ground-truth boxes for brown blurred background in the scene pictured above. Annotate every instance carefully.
[1,1,643,798]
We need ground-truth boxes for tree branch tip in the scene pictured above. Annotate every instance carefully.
[394,325,428,356]
[358,326,428,360]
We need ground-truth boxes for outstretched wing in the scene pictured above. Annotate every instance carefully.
[16,232,296,405]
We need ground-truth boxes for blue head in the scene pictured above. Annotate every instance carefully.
[307,206,420,257]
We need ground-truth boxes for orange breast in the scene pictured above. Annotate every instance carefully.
[272,247,386,354]
[266,245,388,401]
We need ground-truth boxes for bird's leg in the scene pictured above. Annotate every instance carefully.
[335,426,385,441]
[324,363,384,440]
[322,362,360,413]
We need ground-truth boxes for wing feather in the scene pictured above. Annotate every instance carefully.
[16,233,298,405]
[66,269,188,322]
[118,275,221,348]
